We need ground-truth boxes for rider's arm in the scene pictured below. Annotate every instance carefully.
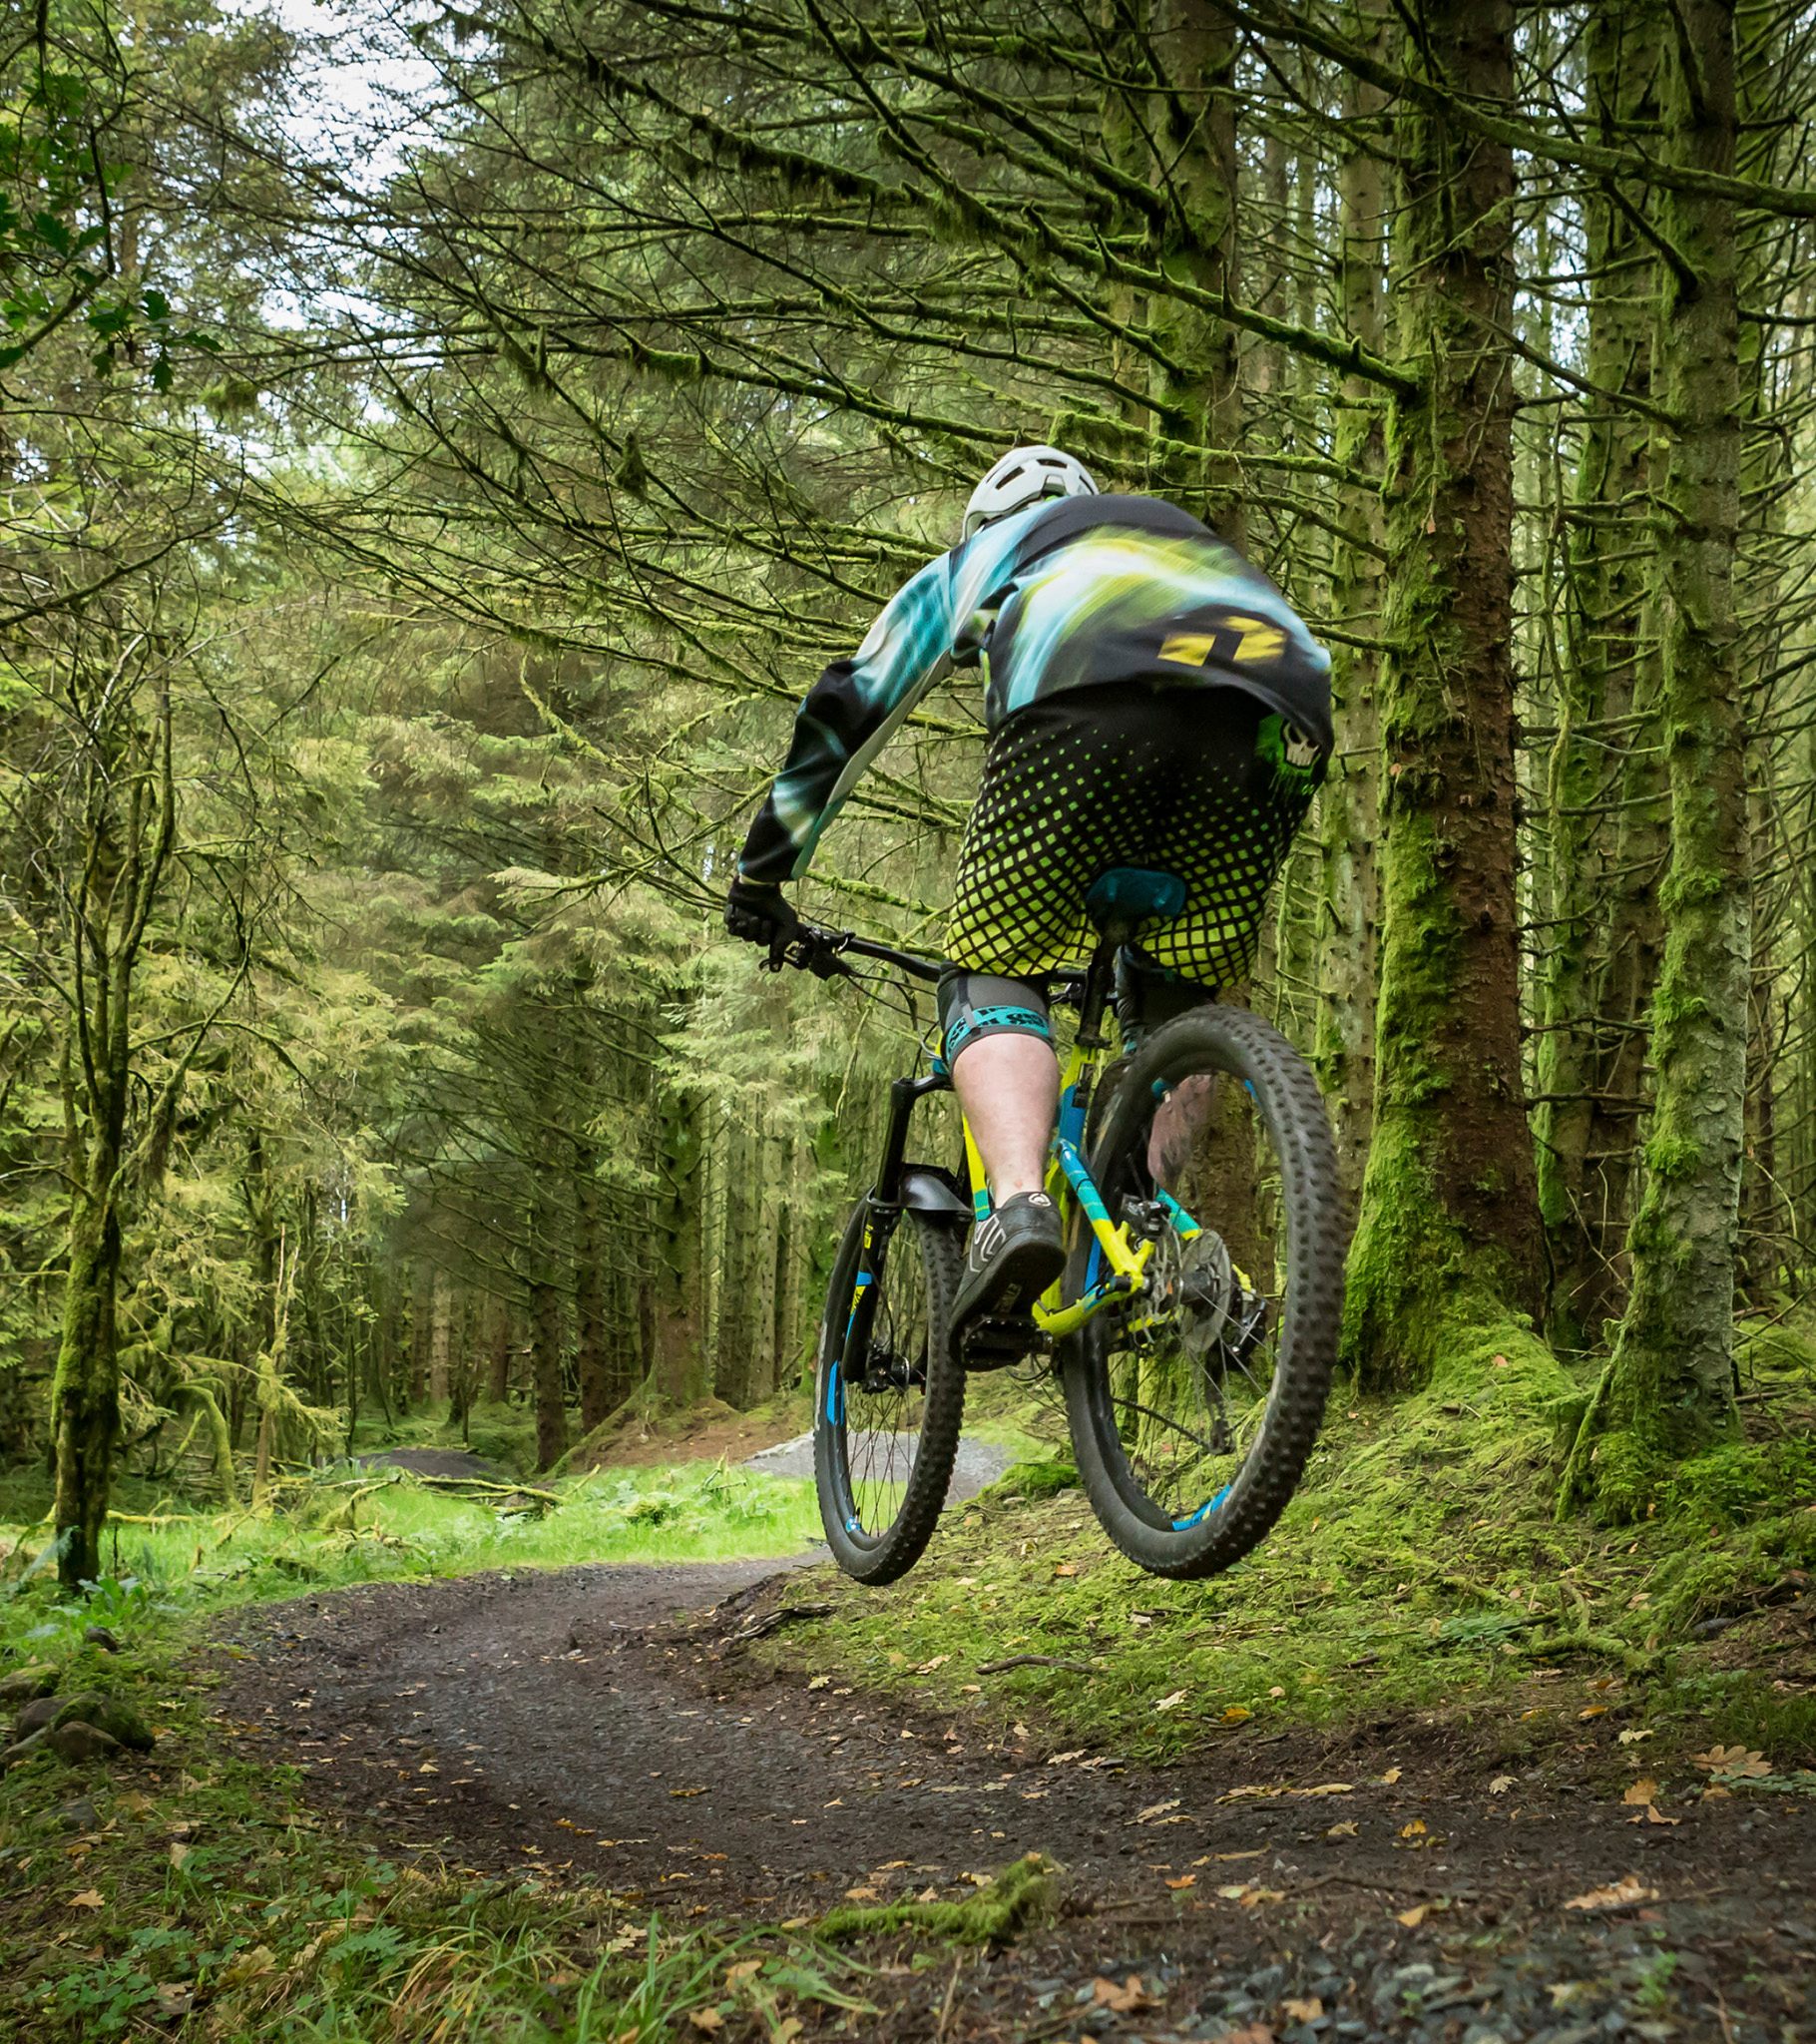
[737,555,956,884]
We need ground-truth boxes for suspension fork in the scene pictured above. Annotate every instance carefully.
[841,1072,950,1375]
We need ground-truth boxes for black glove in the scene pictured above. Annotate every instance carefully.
[725,875,801,951]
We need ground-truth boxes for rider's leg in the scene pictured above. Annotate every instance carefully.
[950,1031,1059,1200]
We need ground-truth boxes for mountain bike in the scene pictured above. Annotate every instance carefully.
[768,865,1346,1585]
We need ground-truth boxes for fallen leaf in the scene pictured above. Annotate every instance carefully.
[807,1676,830,1691]
[670,1787,707,1798]
[1489,1776,1516,1795]
[1048,1750,1087,1766]
[1396,1903,1430,1928]
[153,1984,193,2020]
[916,1654,951,1673]
[1327,1819,1358,1838]
[725,1959,763,1986]
[1298,1782,1353,1797]
[417,1762,439,1776]
[1617,1729,1654,1746]
[169,1841,191,1869]
[1399,1819,1427,1838]
[1636,1803,1680,1827]
[1579,1705,1607,1721]
[1164,1874,1195,1889]
[1092,1974,1155,2013]
[1692,1745,1772,1778]
[1152,1690,1187,1713]
[1563,1874,1658,1912]
[1268,1686,1285,1699]
[1621,1779,1657,1807]
[219,1947,277,1989]
[69,1890,104,1909]
[1379,1766,1402,1785]
[1054,1564,1078,1578]
[688,2013,725,2035]
[842,1885,878,1900]
[1281,1997,1324,2022]
[1135,1798,1180,1824]
[1221,1705,1252,1725]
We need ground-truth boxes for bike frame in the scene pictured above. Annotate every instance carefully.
[800,924,1197,1380]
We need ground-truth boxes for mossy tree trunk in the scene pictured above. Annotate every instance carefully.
[1535,0,1664,1351]
[1341,0,1543,1386]
[1568,0,1745,1507]
[574,1140,611,1430]
[1147,0,1243,541]
[50,671,183,1591]
[1315,0,1389,1198]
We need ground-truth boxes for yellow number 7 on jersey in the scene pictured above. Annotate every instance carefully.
[1160,614,1288,667]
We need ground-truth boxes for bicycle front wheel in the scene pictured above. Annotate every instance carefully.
[813,1199,966,1584]
[1061,1004,1346,1580]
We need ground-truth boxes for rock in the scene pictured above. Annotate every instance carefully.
[56,1795,100,1832]
[0,1664,59,1707]
[13,1695,63,1742]
[46,1720,123,1766]
[84,1626,123,1654]
[51,1692,154,1753]
[0,1729,49,1771]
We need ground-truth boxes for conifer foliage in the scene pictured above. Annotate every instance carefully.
[5,0,1816,1560]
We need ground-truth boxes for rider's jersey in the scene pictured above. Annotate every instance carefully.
[737,493,1333,885]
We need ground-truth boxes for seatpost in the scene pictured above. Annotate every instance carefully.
[1067,935,1123,1135]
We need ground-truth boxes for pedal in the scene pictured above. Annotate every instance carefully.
[960,1315,1041,1372]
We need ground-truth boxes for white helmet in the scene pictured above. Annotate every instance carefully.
[961,444,1099,542]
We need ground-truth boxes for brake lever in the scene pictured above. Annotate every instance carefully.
[762,926,850,979]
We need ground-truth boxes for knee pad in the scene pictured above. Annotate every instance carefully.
[937,972,1053,1065]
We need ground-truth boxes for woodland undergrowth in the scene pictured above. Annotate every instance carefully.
[777,1320,1816,1773]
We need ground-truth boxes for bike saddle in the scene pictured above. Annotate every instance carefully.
[1085,865,1187,936]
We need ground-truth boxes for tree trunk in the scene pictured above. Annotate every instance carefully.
[1568,0,1745,1508]
[1342,0,1543,1384]
[1536,0,1664,1350]
[51,1191,124,1589]
[574,1153,611,1431]
[653,1077,707,1404]
[1147,0,1243,540]
[1315,1,1388,1197]
[530,1273,566,1471]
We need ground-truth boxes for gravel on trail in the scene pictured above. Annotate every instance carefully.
[212,1560,1816,2042]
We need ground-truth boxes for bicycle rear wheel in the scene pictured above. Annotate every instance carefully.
[813,1199,966,1584]
[1061,1004,1345,1579]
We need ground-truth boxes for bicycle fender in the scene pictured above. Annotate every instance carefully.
[899,1168,971,1222]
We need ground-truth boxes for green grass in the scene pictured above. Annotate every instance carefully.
[0,1457,850,2042]
[0,1619,880,2041]
[747,1328,1816,1773]
[2,1460,821,1619]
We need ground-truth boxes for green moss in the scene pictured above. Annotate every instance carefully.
[816,1854,1055,1946]
[987,1457,1081,1501]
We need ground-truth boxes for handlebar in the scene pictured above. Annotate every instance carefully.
[762,922,946,985]
[763,921,1088,1007]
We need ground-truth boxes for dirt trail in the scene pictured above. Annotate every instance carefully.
[214,1560,1816,2039]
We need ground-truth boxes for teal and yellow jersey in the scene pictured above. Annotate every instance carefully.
[737,493,1332,885]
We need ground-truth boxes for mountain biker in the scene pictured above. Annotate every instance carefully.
[726,446,1333,1345]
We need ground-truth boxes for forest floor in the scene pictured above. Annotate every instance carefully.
[5,1359,1816,2042]
[207,1552,1816,2044]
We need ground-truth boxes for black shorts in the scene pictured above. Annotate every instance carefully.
[937,682,1322,1053]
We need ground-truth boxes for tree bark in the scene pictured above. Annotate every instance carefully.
[1342,0,1544,1384]
[1315,0,1388,1197]
[1568,0,1745,1507]
[1536,0,1665,1350]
